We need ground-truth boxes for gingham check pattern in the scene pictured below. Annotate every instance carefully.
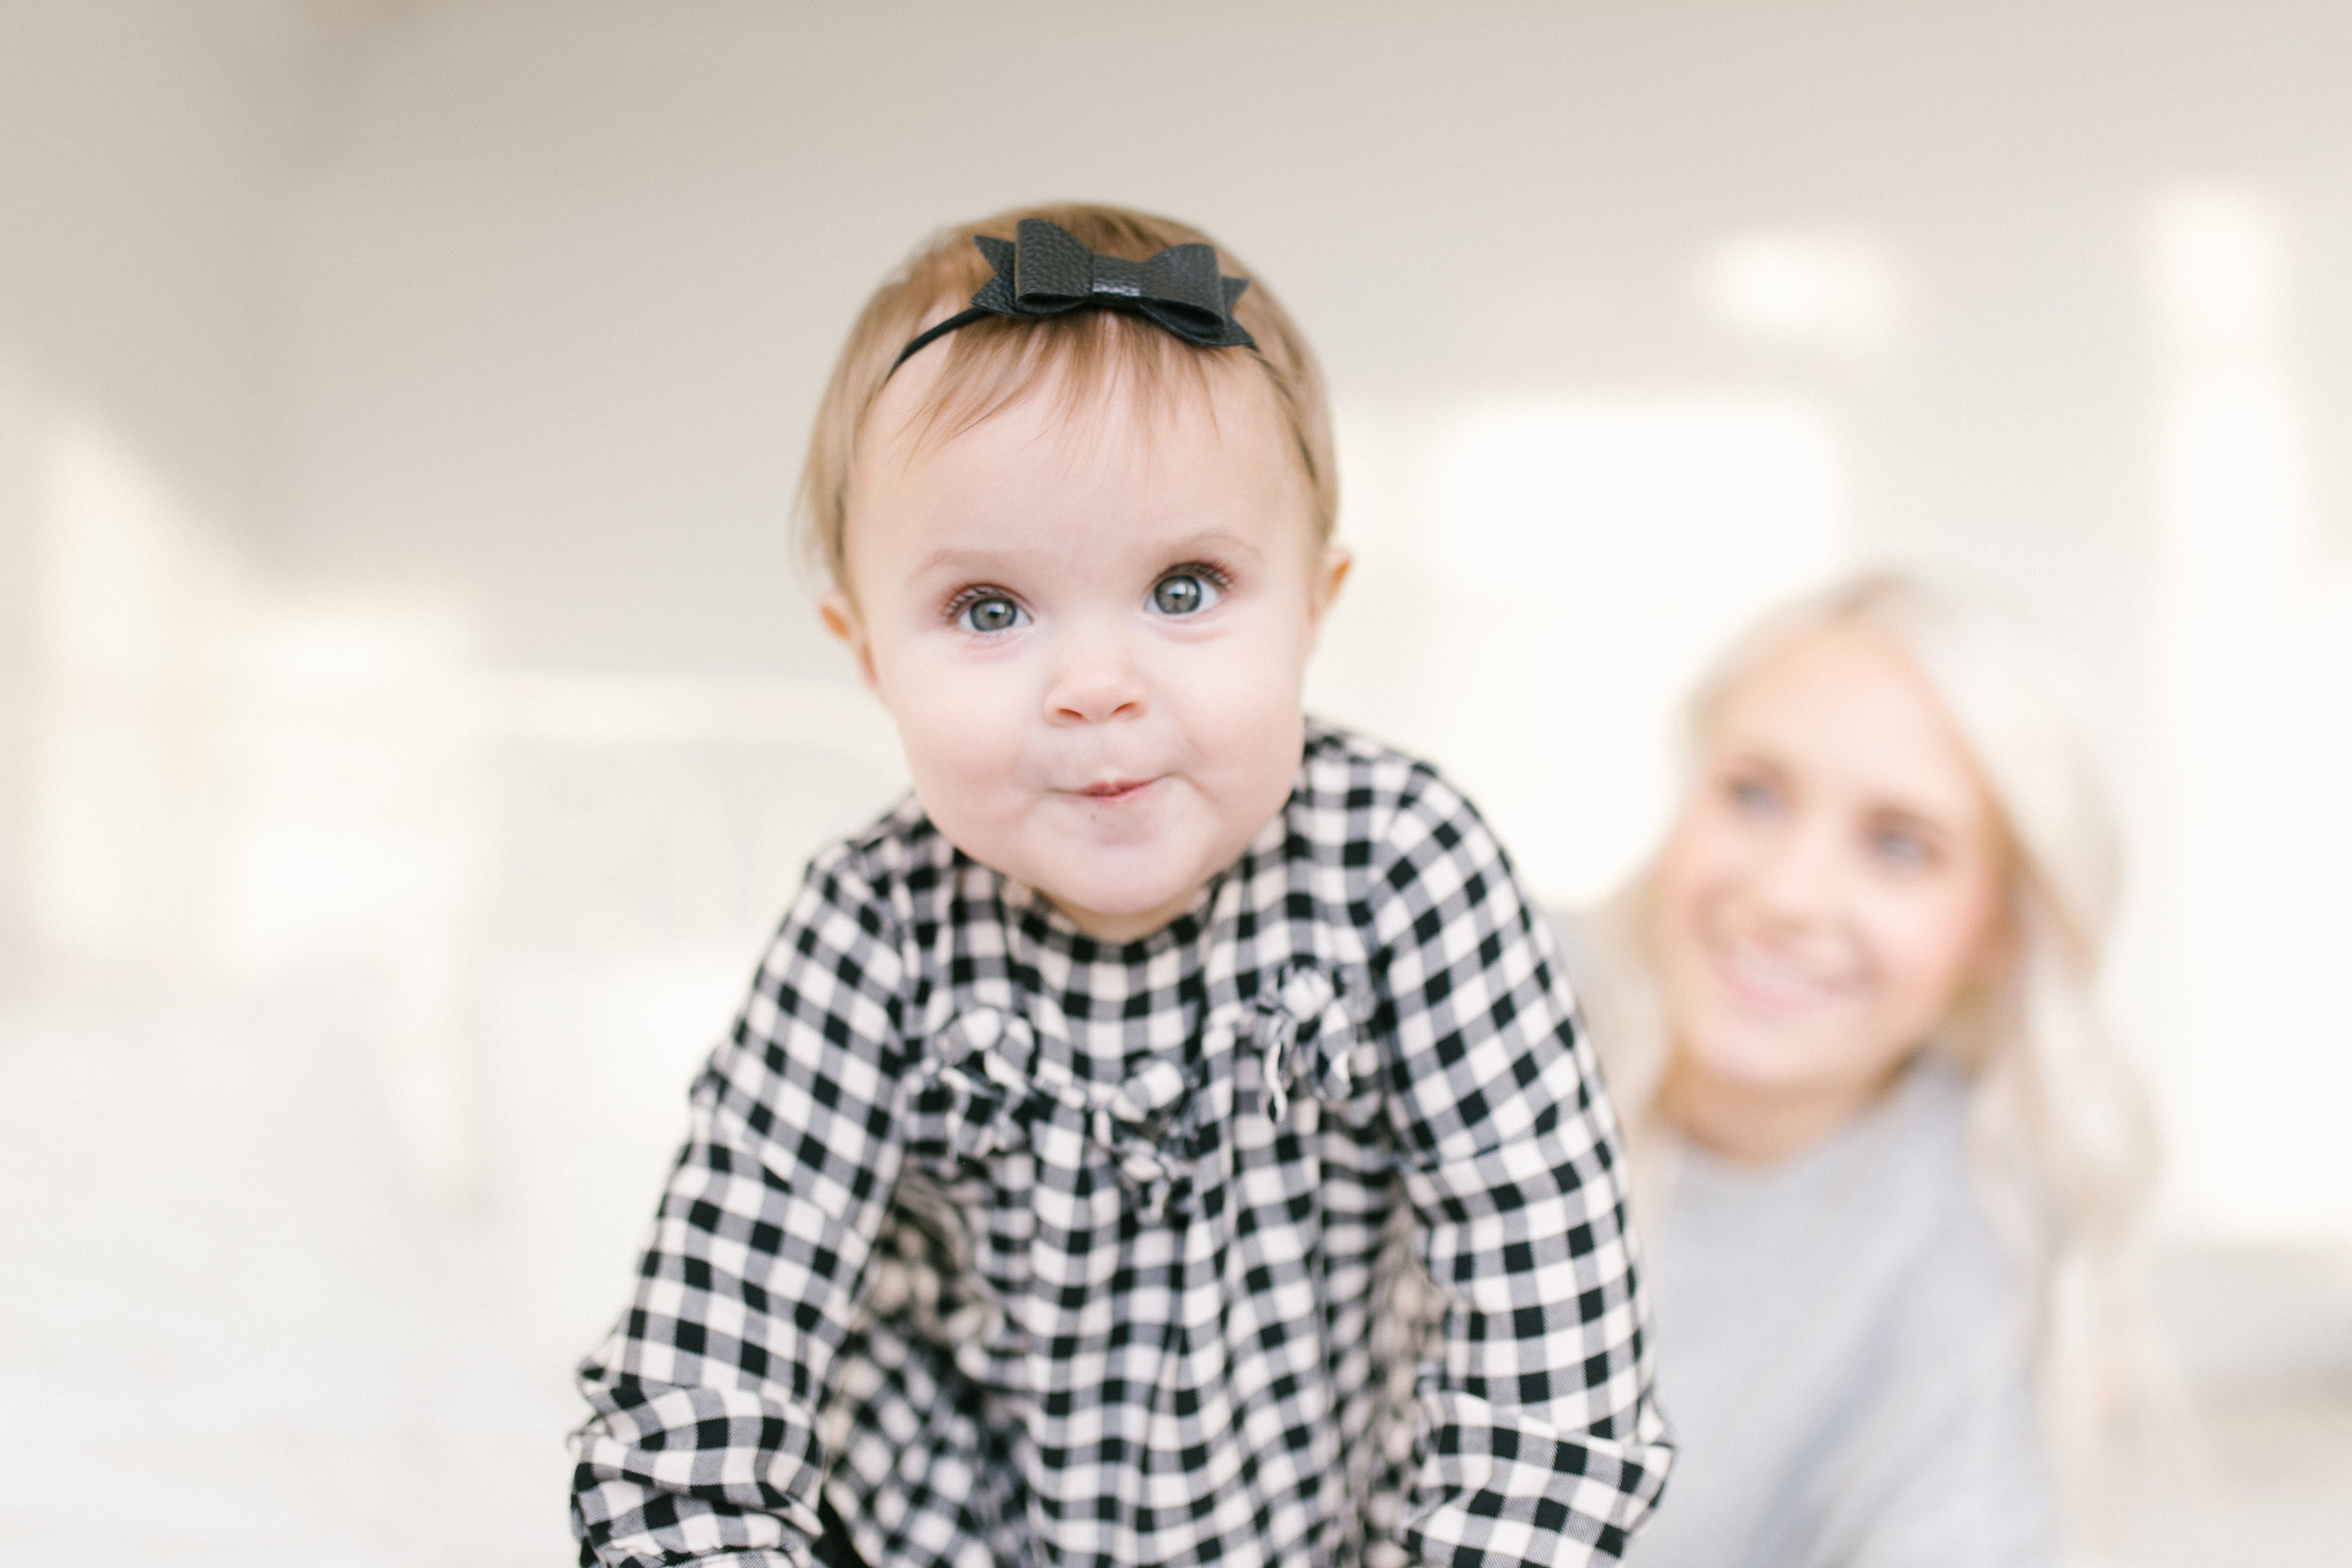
[572,723,1671,1568]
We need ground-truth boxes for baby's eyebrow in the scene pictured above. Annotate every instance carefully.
[910,530,1267,579]
[1157,529,1265,562]
[910,545,1036,578]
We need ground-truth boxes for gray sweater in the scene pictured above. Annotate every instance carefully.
[1628,1060,2057,1568]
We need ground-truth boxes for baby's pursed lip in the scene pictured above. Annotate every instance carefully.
[1073,777,1158,804]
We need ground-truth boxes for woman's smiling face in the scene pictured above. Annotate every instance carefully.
[822,354,1345,944]
[1652,623,2010,1148]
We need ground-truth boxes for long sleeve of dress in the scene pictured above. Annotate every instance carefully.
[1370,769,1673,1566]
[570,842,910,1568]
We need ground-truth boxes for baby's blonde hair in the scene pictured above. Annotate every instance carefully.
[797,202,1336,589]
[1581,571,2161,1529]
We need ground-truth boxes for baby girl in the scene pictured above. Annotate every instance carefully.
[568,203,1670,1568]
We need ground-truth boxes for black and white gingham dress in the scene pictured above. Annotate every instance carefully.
[571,723,1671,1568]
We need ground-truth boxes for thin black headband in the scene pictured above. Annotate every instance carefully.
[889,218,1257,376]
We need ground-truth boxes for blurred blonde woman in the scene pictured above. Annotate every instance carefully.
[1565,573,2158,1567]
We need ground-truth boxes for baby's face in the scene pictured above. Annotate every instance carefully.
[825,358,1346,943]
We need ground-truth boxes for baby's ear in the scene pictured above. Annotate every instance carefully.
[1310,545,1353,629]
[818,588,880,690]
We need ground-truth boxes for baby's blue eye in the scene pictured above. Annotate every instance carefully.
[1150,573,1219,616]
[959,595,1025,634]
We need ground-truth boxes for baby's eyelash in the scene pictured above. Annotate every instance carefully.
[1163,559,1234,590]
[941,584,1017,621]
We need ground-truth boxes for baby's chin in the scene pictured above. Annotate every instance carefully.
[930,782,1289,942]
[1031,855,1221,944]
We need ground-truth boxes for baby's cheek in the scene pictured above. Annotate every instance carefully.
[895,680,1016,816]
[1200,684,1309,823]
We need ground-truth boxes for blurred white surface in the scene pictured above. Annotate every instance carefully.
[2,1,2350,1561]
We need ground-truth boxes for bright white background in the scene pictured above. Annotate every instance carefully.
[1,2,2347,1562]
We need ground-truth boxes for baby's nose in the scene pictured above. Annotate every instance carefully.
[1045,632,1148,724]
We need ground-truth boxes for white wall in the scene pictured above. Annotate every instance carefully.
[5,3,2351,1562]
[0,6,538,1562]
[270,0,2352,1241]
[1,0,276,982]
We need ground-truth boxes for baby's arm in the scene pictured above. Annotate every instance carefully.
[570,842,910,1568]
[1371,768,1674,1567]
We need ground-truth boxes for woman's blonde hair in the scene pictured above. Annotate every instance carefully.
[796,202,1335,590]
[1581,570,2161,1524]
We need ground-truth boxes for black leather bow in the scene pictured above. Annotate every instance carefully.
[891,218,1256,373]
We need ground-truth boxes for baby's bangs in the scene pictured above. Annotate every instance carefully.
[902,308,1221,460]
[802,202,1336,587]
